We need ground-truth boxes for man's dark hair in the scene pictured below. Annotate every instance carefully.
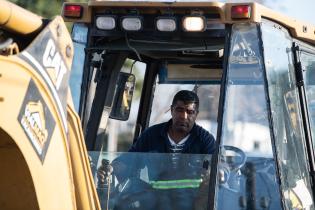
[172,90,199,109]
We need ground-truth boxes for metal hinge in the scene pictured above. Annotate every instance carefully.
[292,43,304,87]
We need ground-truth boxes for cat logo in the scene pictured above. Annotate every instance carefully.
[20,100,48,155]
[42,38,67,90]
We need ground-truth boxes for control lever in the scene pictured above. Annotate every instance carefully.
[97,159,113,188]
[97,159,114,210]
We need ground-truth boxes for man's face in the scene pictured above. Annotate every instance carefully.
[171,100,198,134]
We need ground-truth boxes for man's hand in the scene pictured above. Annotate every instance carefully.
[97,159,113,188]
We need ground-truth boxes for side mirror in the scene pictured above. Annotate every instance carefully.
[110,72,135,121]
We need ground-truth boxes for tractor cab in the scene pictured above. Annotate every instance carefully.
[63,1,315,209]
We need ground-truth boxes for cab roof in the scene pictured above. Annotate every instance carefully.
[63,1,315,45]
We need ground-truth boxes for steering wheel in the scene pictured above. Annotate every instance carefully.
[218,145,247,184]
[221,145,247,171]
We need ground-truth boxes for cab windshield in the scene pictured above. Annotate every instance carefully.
[91,152,212,210]
[69,11,315,210]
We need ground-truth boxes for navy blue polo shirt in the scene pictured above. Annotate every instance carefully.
[129,120,216,154]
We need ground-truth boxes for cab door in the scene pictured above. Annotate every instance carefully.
[215,22,283,210]
[261,19,315,209]
[296,43,315,152]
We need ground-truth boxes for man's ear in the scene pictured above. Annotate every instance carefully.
[170,105,175,116]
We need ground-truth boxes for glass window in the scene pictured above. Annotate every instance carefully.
[91,151,212,210]
[301,51,315,150]
[92,64,217,210]
[216,23,281,210]
[262,19,314,209]
[99,60,146,152]
[149,82,220,135]
[69,23,88,111]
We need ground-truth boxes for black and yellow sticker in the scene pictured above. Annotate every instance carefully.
[18,80,55,163]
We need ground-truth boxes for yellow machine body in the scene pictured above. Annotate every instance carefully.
[0,0,100,209]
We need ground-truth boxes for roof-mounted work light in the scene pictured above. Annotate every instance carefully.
[231,5,251,19]
[156,17,177,32]
[96,16,116,30]
[182,16,206,32]
[63,5,82,18]
[121,16,143,31]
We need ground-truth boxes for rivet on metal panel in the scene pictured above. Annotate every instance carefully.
[57,24,62,37]
[66,45,72,58]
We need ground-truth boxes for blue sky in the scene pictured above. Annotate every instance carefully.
[262,0,314,25]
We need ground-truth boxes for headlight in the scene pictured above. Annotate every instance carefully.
[182,16,206,32]
[156,17,177,32]
[121,17,143,31]
[96,16,116,30]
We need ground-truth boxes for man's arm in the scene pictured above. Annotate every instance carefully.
[200,129,216,154]
[206,133,217,154]
[128,129,150,152]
